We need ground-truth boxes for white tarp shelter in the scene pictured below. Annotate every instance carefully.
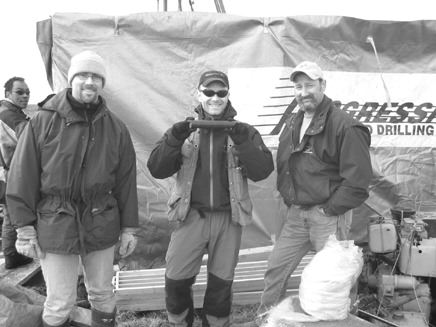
[36,12,436,267]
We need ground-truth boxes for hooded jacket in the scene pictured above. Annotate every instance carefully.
[6,89,138,254]
[0,100,28,145]
[0,100,29,201]
[276,95,372,216]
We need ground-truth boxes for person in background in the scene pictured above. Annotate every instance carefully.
[0,76,32,269]
[6,50,139,327]
[147,70,274,327]
[258,61,372,321]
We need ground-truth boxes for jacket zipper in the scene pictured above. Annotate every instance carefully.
[209,129,214,210]
[79,115,94,200]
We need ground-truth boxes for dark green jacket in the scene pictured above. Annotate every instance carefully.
[6,89,138,254]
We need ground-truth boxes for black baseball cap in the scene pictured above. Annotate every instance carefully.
[198,70,229,88]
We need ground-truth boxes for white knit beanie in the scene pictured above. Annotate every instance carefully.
[67,50,107,86]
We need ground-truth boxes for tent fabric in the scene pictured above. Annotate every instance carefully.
[36,12,436,266]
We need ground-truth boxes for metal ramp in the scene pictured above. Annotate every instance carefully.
[113,254,314,311]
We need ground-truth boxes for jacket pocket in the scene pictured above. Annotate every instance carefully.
[37,207,78,251]
[235,198,253,226]
[86,203,120,247]
[295,153,331,202]
[167,193,186,222]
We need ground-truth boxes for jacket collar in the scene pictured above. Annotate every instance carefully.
[0,99,25,113]
[40,88,108,125]
[295,95,332,136]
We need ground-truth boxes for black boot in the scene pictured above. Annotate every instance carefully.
[91,308,116,327]
[5,251,33,269]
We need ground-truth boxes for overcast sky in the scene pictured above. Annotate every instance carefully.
[1,0,434,102]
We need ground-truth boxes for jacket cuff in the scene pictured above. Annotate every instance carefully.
[121,227,140,234]
[166,131,185,147]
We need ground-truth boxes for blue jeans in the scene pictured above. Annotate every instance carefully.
[260,205,351,312]
[40,246,116,326]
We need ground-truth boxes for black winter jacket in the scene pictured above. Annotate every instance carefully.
[276,95,372,215]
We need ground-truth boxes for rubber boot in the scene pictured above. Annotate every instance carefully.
[91,308,116,327]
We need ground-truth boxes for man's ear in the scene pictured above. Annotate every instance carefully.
[321,79,327,92]
[5,91,11,99]
[196,88,202,102]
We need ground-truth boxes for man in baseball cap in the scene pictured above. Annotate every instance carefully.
[290,61,324,82]
[198,70,230,88]
[254,60,372,323]
[6,50,139,327]
[148,69,274,327]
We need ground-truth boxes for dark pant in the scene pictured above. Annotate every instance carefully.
[1,205,17,256]
[165,210,241,327]
[203,272,233,318]
[165,273,233,327]
[165,275,195,327]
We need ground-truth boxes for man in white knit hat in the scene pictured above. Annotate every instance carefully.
[6,50,139,327]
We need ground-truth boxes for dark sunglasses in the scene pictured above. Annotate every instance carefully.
[201,89,228,98]
[14,90,30,96]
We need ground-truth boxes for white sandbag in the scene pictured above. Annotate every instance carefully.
[263,295,318,327]
[299,234,363,320]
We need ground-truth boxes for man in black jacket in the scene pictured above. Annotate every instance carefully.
[0,76,32,269]
[148,70,274,327]
[257,61,372,320]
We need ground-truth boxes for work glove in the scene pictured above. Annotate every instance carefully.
[171,117,196,141]
[15,225,45,259]
[119,227,138,258]
[229,122,250,145]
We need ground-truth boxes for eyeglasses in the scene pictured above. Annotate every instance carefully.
[14,90,30,96]
[75,73,103,81]
[200,89,229,98]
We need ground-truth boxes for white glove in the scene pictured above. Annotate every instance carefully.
[119,228,138,258]
[15,225,45,259]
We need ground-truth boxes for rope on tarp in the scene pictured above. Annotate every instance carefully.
[214,0,226,13]
[113,16,119,36]
[189,0,194,11]
[366,35,392,108]
[157,0,193,12]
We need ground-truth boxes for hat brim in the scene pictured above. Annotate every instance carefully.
[290,70,322,82]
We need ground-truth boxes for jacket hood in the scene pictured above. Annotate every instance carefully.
[40,88,107,123]
[0,99,23,112]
